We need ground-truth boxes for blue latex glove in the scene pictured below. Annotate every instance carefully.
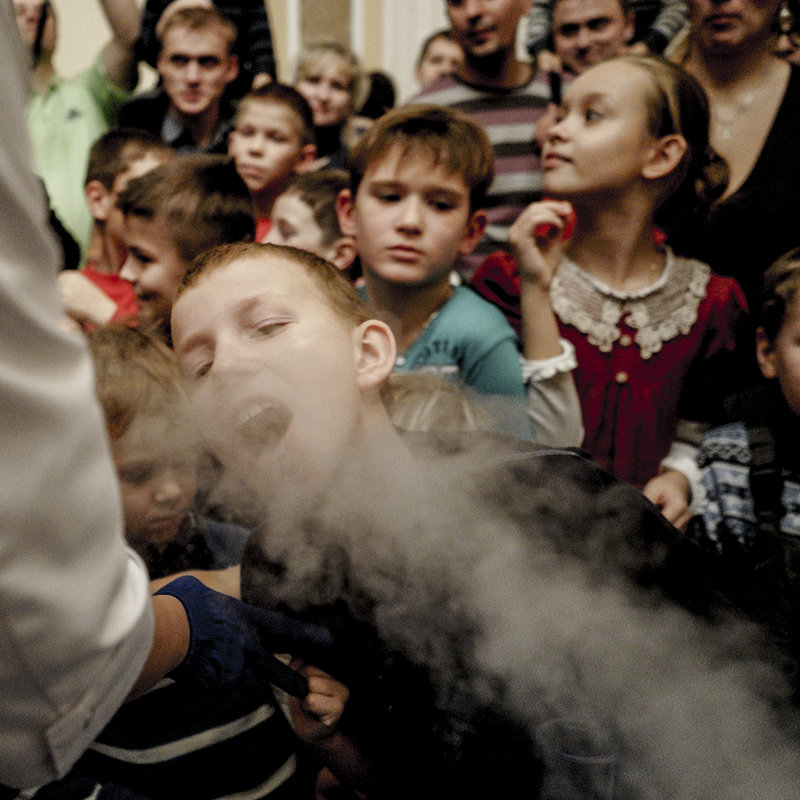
[154,576,332,698]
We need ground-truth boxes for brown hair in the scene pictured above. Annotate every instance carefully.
[157,6,237,55]
[282,169,349,246]
[758,247,800,341]
[348,104,495,212]
[235,83,316,147]
[85,128,174,190]
[117,154,256,265]
[178,241,369,327]
[87,326,188,441]
[611,55,728,247]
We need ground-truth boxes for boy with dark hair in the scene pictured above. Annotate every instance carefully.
[338,103,581,444]
[265,169,357,272]
[118,152,255,335]
[59,128,175,330]
[227,83,317,240]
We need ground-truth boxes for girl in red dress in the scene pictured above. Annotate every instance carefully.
[505,55,749,515]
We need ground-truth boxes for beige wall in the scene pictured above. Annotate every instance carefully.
[50,1,455,101]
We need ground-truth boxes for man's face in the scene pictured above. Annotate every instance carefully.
[553,0,634,74]
[13,0,56,56]
[157,24,238,119]
[171,254,367,504]
[446,0,533,60]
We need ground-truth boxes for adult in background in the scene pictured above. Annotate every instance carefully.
[14,0,141,259]
[119,6,239,154]
[413,0,550,280]
[675,0,800,308]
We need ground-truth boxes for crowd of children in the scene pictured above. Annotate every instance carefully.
[10,0,800,796]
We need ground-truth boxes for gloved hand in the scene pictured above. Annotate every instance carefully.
[154,576,333,698]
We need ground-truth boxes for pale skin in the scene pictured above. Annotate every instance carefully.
[512,60,693,525]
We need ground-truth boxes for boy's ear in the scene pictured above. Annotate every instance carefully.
[623,10,635,42]
[294,144,318,175]
[756,326,778,380]
[325,235,358,272]
[85,180,113,222]
[353,319,396,393]
[642,134,687,181]
[336,188,358,238]
[224,53,239,87]
[457,209,487,257]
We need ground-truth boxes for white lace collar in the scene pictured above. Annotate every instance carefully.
[551,248,711,359]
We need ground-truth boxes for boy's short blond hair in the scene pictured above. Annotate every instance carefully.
[117,154,256,265]
[348,104,495,213]
[178,242,369,328]
[234,83,316,148]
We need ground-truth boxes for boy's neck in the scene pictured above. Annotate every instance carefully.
[174,106,222,150]
[84,225,127,275]
[252,184,285,220]
[363,272,454,354]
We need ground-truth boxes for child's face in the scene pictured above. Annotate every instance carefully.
[119,216,188,328]
[541,60,660,200]
[295,56,353,128]
[343,144,484,288]
[264,191,329,256]
[228,102,310,197]
[417,36,464,87]
[106,154,171,254]
[758,297,800,416]
[112,418,197,548]
[171,254,368,502]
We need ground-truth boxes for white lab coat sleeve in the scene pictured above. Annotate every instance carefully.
[0,8,153,789]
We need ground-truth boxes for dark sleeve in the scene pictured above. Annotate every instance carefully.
[678,277,757,427]
[227,0,277,80]
[134,0,168,68]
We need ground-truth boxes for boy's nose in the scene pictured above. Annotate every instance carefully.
[153,471,185,504]
[397,196,424,230]
[119,254,139,284]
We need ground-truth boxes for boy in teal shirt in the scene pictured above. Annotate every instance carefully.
[337,104,581,443]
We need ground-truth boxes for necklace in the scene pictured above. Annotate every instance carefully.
[709,62,775,140]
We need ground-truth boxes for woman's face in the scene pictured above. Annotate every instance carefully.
[295,55,354,128]
[688,0,782,55]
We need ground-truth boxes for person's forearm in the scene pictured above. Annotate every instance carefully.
[99,0,141,89]
[99,0,141,49]
[126,594,190,700]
